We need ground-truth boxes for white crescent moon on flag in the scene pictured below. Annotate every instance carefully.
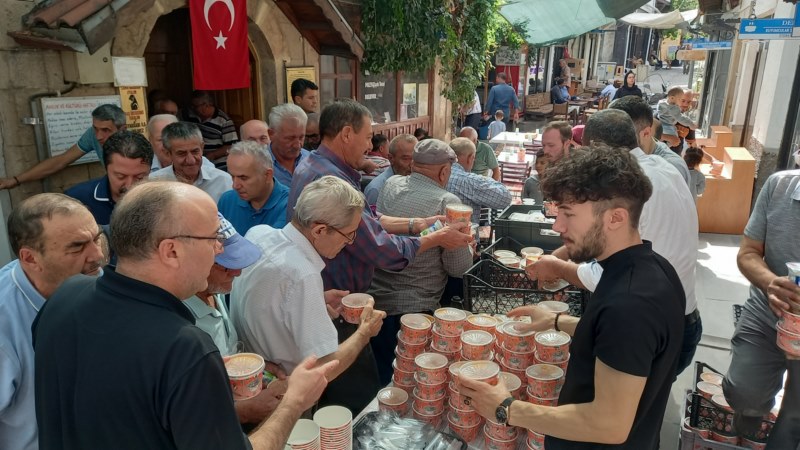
[204,0,236,32]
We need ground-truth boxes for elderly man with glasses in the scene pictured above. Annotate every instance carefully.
[231,176,386,391]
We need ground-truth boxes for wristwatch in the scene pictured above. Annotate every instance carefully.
[495,396,515,426]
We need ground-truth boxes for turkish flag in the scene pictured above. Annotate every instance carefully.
[190,0,250,90]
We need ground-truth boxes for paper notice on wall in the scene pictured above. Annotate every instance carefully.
[41,95,122,165]
[118,87,148,137]
[112,57,148,87]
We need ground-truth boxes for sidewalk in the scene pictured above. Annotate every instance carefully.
[660,233,749,449]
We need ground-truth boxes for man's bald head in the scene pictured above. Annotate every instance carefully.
[240,120,270,146]
[459,126,479,143]
[111,181,214,262]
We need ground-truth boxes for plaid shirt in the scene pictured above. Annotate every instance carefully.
[287,145,421,293]
[446,163,512,222]
[371,173,473,315]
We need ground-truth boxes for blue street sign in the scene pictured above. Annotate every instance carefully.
[685,39,733,50]
[794,5,800,37]
[739,18,795,40]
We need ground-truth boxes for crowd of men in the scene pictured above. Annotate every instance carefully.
[0,76,798,450]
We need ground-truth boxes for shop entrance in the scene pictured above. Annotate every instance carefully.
[143,7,263,127]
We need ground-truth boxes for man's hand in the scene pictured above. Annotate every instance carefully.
[525,255,562,283]
[284,355,339,412]
[0,177,18,190]
[455,375,510,421]
[360,159,379,174]
[324,289,349,320]
[236,380,287,424]
[507,305,556,333]
[767,276,800,317]
[356,299,386,339]
[433,223,474,249]
[265,361,288,380]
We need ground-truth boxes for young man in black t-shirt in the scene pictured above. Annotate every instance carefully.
[458,145,686,449]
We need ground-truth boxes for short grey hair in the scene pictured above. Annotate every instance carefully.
[229,140,272,170]
[269,104,307,132]
[293,176,364,230]
[306,112,320,126]
[320,99,372,139]
[110,181,183,261]
[389,134,417,156]
[92,104,127,128]
[583,109,639,150]
[161,122,203,152]
[7,193,87,256]
[449,137,476,158]
[147,114,178,135]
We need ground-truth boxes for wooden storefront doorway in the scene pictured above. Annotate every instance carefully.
[143,7,263,127]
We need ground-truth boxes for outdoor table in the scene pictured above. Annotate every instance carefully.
[489,131,540,146]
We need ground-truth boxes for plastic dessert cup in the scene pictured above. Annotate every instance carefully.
[485,418,519,440]
[525,387,558,406]
[777,322,800,357]
[447,400,482,427]
[446,204,473,225]
[224,352,265,400]
[431,326,462,353]
[499,372,523,399]
[413,373,447,399]
[392,360,415,386]
[461,330,495,360]
[412,392,446,415]
[458,360,501,386]
[447,413,482,442]
[377,387,408,415]
[465,314,500,335]
[415,352,449,384]
[696,381,723,400]
[400,313,433,344]
[780,310,800,334]
[700,372,724,386]
[534,330,571,363]
[412,404,443,427]
[434,307,468,335]
[484,434,518,450]
[394,348,416,371]
[341,293,371,324]
[526,364,565,399]
[537,300,570,314]
[396,331,428,358]
[447,382,473,410]
[501,345,536,370]
[501,322,537,353]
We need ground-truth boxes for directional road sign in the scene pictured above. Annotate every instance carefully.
[740,18,796,40]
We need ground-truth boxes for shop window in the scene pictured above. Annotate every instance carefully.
[361,72,397,123]
[359,70,431,124]
[400,71,429,120]
[320,55,355,106]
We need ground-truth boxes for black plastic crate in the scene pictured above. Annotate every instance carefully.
[493,204,563,251]
[462,259,587,316]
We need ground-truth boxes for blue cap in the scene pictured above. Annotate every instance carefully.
[215,213,262,270]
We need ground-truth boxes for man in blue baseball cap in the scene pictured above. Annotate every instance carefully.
[184,213,285,426]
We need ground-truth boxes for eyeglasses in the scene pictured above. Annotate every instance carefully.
[328,225,357,244]
[160,233,226,246]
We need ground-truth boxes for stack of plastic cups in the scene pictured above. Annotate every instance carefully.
[412,352,448,426]
[497,321,537,382]
[430,308,467,363]
[312,406,352,450]
[393,313,432,394]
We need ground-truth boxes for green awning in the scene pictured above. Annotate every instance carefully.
[500,0,650,46]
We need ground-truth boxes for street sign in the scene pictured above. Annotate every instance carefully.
[739,18,796,40]
[684,39,733,50]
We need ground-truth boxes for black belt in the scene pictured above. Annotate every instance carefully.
[685,309,700,325]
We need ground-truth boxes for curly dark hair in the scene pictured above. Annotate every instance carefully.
[541,144,653,228]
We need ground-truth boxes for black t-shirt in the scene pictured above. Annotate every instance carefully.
[33,268,252,450]
[546,243,685,450]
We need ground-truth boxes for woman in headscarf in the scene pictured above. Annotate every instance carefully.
[613,71,643,100]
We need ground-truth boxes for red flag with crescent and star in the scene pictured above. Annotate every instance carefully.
[190,0,250,90]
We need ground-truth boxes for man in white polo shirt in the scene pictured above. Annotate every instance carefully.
[231,176,385,381]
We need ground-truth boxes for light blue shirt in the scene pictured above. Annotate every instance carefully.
[270,146,310,187]
[0,261,46,450]
[446,163,512,222]
[364,166,395,206]
[76,127,104,163]
[184,294,239,356]
[485,83,520,119]
[217,180,290,236]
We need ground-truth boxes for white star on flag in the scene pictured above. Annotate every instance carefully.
[213,31,228,49]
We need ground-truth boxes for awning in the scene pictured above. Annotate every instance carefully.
[499,0,651,46]
[8,0,140,54]
[620,9,699,29]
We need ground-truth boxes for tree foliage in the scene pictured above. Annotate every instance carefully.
[362,0,526,109]
[663,0,699,41]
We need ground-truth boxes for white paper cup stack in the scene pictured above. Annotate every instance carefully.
[287,419,320,450]
[313,405,352,450]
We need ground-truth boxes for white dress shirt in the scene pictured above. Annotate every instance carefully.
[230,224,339,373]
[577,147,699,314]
[150,159,232,202]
